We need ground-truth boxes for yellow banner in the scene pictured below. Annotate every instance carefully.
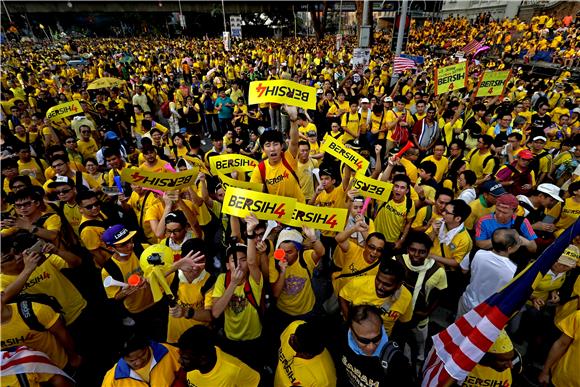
[435,62,467,95]
[475,70,511,97]
[46,100,83,120]
[320,135,370,173]
[248,80,317,110]
[286,202,348,232]
[351,173,393,201]
[222,187,295,222]
[209,154,259,175]
[218,173,264,192]
[121,167,198,191]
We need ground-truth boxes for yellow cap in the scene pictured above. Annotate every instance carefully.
[558,245,580,267]
[488,330,513,354]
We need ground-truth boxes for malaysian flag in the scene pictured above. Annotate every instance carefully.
[393,56,417,74]
[1,346,73,380]
[422,219,580,386]
[461,39,483,55]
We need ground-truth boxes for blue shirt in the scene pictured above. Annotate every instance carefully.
[215,96,234,119]
[475,213,537,241]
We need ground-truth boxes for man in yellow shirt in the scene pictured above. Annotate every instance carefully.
[178,325,260,387]
[140,146,170,173]
[250,105,304,202]
[16,145,48,184]
[467,135,497,185]
[296,141,318,203]
[274,320,337,387]
[464,330,518,387]
[76,125,99,160]
[422,143,449,183]
[297,112,317,141]
[375,174,416,249]
[465,180,505,231]
[339,258,413,335]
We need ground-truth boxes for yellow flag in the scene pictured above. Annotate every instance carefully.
[320,135,370,173]
[222,187,295,222]
[209,154,259,175]
[248,80,317,110]
[45,100,83,120]
[121,167,198,191]
[475,70,512,97]
[218,172,263,192]
[286,202,348,232]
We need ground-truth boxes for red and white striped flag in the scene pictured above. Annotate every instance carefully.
[1,346,73,380]
[461,39,483,54]
[422,220,580,386]
[393,56,417,74]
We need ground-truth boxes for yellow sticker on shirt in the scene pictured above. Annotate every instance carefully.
[222,187,295,222]
[320,135,370,173]
[218,173,264,192]
[46,100,83,120]
[286,202,348,232]
[248,80,317,110]
[434,62,468,95]
[475,70,512,97]
[209,154,259,175]
[121,167,198,191]
[351,173,393,201]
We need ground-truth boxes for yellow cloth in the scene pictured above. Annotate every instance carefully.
[428,225,473,264]
[186,346,260,387]
[274,320,337,387]
[462,364,512,387]
[375,198,416,243]
[340,276,413,335]
[250,151,305,202]
[332,241,379,295]
[551,310,580,387]
[212,273,263,341]
[423,155,449,183]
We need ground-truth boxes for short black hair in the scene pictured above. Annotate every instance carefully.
[480,134,494,147]
[76,190,98,205]
[103,147,122,159]
[448,199,471,222]
[12,187,43,203]
[460,170,477,186]
[366,232,386,245]
[378,257,405,281]
[177,325,214,354]
[260,130,284,147]
[119,329,150,358]
[419,160,437,177]
[293,320,325,356]
[405,230,433,250]
[392,174,411,188]
[435,187,454,200]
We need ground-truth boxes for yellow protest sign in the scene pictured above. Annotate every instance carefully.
[222,187,296,222]
[351,173,393,201]
[46,100,83,120]
[320,135,370,173]
[209,154,258,175]
[435,62,468,95]
[286,202,348,232]
[218,173,264,192]
[121,167,198,191]
[248,80,317,110]
[475,70,511,97]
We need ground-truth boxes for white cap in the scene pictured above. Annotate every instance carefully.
[276,228,304,250]
[573,107,580,114]
[538,183,564,202]
[533,136,547,142]
[384,96,393,102]
[361,98,370,103]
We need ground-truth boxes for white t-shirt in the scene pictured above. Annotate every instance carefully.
[460,250,517,310]
[458,188,477,204]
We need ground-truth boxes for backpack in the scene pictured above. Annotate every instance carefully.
[161,101,171,118]
[468,150,501,176]
[528,151,549,176]
[12,294,63,332]
[379,340,404,375]
[390,110,410,144]
[422,205,433,227]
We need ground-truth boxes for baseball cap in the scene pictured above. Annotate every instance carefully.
[557,245,579,267]
[480,180,506,197]
[276,228,304,250]
[573,107,580,115]
[104,131,119,141]
[318,168,335,179]
[384,96,393,102]
[533,136,547,142]
[360,98,370,103]
[517,149,534,160]
[496,194,519,209]
[488,330,513,354]
[537,183,564,202]
[102,225,137,246]
[47,175,75,188]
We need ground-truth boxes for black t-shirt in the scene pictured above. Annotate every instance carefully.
[530,113,552,136]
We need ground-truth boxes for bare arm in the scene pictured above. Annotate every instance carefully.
[303,226,325,264]
[245,214,264,283]
[48,317,82,368]
[285,105,300,158]
[339,295,351,320]
[538,333,573,385]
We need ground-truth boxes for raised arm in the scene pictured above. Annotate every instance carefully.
[245,214,263,283]
[285,104,300,158]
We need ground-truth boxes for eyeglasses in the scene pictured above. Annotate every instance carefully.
[11,184,26,190]
[353,330,382,345]
[81,131,90,134]
[115,239,134,247]
[55,188,73,196]
[167,228,183,235]
[83,201,101,210]
[442,209,456,216]
[52,162,66,168]
[15,201,34,208]
[366,244,384,252]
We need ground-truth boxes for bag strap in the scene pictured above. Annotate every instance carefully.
[139,191,152,229]
[423,205,433,226]
[258,160,268,193]
[379,341,401,375]
[298,250,312,280]
[280,152,301,185]
[335,258,381,279]
[102,257,124,283]
[17,300,46,332]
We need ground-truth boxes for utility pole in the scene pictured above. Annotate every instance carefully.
[395,0,409,56]
[2,0,12,23]
[222,0,227,31]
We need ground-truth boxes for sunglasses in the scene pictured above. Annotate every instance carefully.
[55,188,73,196]
[15,201,35,208]
[353,330,382,345]
[83,202,101,210]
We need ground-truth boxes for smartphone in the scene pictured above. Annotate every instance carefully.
[29,239,45,254]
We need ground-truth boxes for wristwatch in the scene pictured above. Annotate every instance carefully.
[185,307,194,319]
[246,233,256,240]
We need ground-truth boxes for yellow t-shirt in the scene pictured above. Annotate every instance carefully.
[466,196,495,230]
[299,122,317,138]
[140,159,169,174]
[1,372,54,387]
[375,197,416,243]
[400,157,418,184]
[250,151,305,202]
[212,273,263,341]
[530,271,566,303]
[551,310,580,387]
[555,197,580,233]
[128,190,160,244]
[428,226,473,264]
[101,253,155,314]
[412,206,442,230]
[385,110,414,142]
[340,275,413,335]
[167,271,214,343]
[332,241,380,295]
[18,158,48,182]
[62,202,82,236]
[297,158,318,202]
[269,250,317,316]
[370,112,387,139]
[76,138,99,160]
[462,364,512,387]
[274,320,337,387]
[79,213,109,251]
[467,149,496,179]
[1,303,67,369]
[0,254,87,325]
[186,346,260,387]
[341,111,362,143]
[423,155,449,183]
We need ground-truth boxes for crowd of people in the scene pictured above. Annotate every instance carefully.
[1,10,580,387]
